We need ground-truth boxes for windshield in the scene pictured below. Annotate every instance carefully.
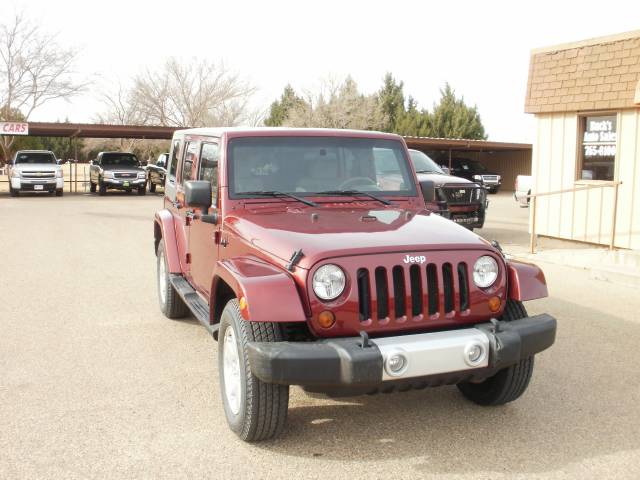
[15,152,56,164]
[102,153,139,166]
[456,159,487,173]
[228,137,416,198]
[408,149,444,174]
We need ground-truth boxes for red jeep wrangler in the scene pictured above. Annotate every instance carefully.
[154,128,556,442]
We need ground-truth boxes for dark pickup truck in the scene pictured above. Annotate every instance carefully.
[89,152,147,195]
[409,150,487,230]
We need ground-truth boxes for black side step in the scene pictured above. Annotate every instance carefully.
[169,274,218,337]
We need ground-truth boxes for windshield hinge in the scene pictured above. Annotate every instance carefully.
[286,249,304,272]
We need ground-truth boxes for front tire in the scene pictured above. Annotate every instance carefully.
[218,299,289,442]
[138,186,146,195]
[98,181,107,196]
[56,189,63,197]
[457,300,535,406]
[156,242,188,319]
[9,186,18,197]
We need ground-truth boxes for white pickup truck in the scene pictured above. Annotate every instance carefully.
[8,150,64,197]
[514,175,532,207]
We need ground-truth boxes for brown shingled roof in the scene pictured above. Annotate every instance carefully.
[525,30,640,114]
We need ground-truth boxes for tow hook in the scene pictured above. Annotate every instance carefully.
[359,331,371,348]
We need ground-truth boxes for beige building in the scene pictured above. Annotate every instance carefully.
[525,30,640,250]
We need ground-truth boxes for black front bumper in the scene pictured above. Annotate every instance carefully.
[247,314,556,392]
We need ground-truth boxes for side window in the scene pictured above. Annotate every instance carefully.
[168,139,181,179]
[199,143,219,204]
[180,141,198,187]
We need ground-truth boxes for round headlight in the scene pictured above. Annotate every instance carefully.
[473,255,499,288]
[312,264,346,301]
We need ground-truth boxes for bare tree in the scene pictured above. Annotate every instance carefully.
[95,83,149,151]
[0,12,86,162]
[284,77,386,130]
[130,58,255,127]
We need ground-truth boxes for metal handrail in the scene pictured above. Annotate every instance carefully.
[528,180,622,253]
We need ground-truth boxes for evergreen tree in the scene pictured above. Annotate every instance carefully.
[264,84,306,126]
[377,73,406,133]
[427,83,487,140]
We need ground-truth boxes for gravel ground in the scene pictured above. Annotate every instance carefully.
[1,191,639,479]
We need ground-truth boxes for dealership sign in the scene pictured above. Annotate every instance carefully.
[0,122,29,136]
[583,115,616,157]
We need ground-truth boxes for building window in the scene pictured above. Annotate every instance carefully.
[579,114,616,181]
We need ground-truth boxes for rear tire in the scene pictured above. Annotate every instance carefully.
[156,242,188,319]
[219,299,289,442]
[457,300,535,406]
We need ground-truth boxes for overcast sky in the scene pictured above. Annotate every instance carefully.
[3,0,639,142]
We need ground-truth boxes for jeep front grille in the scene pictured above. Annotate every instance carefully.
[356,262,470,323]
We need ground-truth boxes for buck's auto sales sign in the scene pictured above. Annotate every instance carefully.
[0,122,29,135]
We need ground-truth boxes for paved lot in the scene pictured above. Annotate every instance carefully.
[1,191,639,479]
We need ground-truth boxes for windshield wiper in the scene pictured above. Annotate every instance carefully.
[238,190,318,207]
[415,169,443,174]
[315,189,392,206]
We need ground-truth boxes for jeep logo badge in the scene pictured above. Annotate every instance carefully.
[403,254,426,264]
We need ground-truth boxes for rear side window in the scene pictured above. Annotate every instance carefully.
[180,141,198,186]
[168,140,181,178]
[199,143,219,204]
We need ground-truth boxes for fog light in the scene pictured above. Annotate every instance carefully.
[384,352,408,377]
[464,342,486,366]
[488,296,501,312]
[317,310,335,329]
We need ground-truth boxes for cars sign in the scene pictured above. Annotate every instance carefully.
[0,122,29,135]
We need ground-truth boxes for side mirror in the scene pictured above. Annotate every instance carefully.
[420,180,436,203]
[185,180,212,210]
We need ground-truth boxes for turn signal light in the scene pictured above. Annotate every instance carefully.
[239,297,248,311]
[488,296,501,312]
[318,311,336,329]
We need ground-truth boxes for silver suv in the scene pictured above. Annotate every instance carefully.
[8,150,64,197]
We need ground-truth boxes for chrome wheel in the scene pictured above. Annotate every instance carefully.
[158,252,167,306]
[223,325,242,415]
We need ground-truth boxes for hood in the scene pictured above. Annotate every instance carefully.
[225,204,491,270]
[416,172,472,186]
[13,163,59,172]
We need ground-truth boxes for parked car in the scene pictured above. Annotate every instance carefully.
[440,157,502,193]
[8,150,64,197]
[153,127,556,442]
[146,152,168,193]
[89,152,147,196]
[408,149,487,230]
[514,175,532,207]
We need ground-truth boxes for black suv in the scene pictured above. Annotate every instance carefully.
[89,152,147,196]
[441,158,501,193]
